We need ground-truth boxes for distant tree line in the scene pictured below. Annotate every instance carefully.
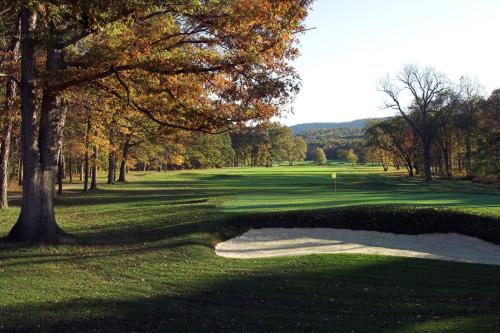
[297,127,366,162]
[290,117,391,134]
[0,116,308,210]
[231,123,307,167]
[366,65,499,182]
[163,122,307,170]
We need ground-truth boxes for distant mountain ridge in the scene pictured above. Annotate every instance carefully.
[289,118,387,134]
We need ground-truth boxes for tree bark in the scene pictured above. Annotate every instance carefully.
[107,152,115,184]
[414,162,420,176]
[107,126,116,184]
[118,160,126,182]
[407,162,414,177]
[90,147,98,190]
[7,10,66,242]
[118,139,130,182]
[83,151,90,193]
[18,154,23,186]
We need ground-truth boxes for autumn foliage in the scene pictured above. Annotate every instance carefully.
[0,0,312,242]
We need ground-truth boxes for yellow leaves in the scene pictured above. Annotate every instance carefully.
[169,155,185,166]
[120,127,131,135]
[89,134,110,150]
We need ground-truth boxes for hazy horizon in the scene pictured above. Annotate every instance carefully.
[284,0,500,126]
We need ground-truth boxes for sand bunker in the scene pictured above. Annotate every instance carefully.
[215,228,500,266]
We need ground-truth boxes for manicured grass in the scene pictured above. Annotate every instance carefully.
[0,164,500,332]
[220,163,500,216]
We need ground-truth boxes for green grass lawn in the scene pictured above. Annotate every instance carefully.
[1,164,500,332]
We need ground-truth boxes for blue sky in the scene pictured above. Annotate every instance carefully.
[285,0,500,125]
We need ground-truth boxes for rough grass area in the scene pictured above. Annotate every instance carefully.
[0,164,500,332]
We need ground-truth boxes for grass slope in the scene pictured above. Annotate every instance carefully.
[0,164,499,332]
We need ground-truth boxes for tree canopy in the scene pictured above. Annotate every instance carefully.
[0,0,312,243]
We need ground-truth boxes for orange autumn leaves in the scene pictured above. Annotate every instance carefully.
[42,0,311,133]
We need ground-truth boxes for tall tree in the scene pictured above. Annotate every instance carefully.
[457,77,484,178]
[285,136,307,166]
[90,147,98,191]
[4,1,310,242]
[475,89,500,180]
[380,65,459,181]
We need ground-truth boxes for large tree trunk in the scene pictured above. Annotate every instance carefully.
[17,153,23,186]
[0,20,20,209]
[90,147,98,191]
[407,162,414,177]
[7,10,66,242]
[117,139,130,182]
[414,162,420,176]
[83,150,90,193]
[118,160,126,182]
[107,127,116,184]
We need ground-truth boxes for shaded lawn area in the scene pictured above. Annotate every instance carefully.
[0,165,500,332]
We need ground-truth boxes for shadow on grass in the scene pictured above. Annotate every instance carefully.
[6,171,499,212]
[55,191,218,207]
[3,203,500,272]
[1,258,499,333]
[0,204,220,260]
[0,238,208,268]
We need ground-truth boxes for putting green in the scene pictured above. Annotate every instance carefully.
[218,164,500,216]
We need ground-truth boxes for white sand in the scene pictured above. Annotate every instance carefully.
[215,228,500,266]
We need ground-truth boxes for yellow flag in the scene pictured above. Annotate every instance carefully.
[331,172,337,179]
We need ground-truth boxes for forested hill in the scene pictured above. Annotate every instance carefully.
[290,118,386,134]
[297,127,366,161]
[298,127,365,143]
